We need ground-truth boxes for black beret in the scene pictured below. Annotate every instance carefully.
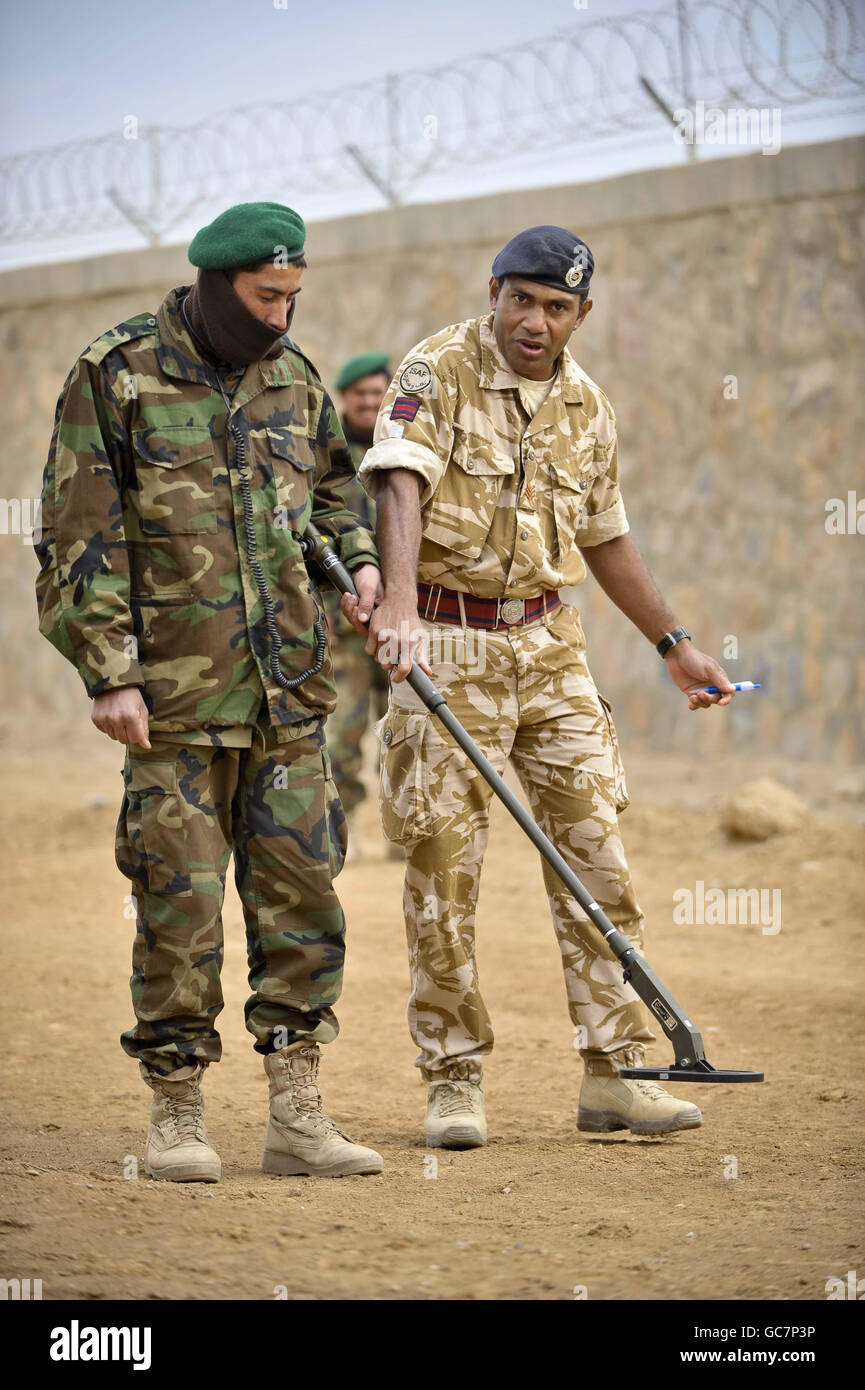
[492,225,594,295]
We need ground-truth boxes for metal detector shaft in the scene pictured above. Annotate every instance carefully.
[303,523,762,1082]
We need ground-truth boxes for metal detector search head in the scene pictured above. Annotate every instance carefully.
[621,1065,764,1082]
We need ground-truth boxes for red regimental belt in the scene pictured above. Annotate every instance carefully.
[417,583,560,629]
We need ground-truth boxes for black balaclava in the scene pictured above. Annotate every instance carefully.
[182,268,290,367]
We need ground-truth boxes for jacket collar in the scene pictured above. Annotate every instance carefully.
[477,312,584,405]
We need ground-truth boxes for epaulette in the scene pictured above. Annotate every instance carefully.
[81,313,159,368]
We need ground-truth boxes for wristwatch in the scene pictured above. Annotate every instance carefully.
[656,626,691,658]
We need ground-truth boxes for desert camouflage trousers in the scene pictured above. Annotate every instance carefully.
[327,625,390,815]
[115,722,348,1076]
[377,602,655,1082]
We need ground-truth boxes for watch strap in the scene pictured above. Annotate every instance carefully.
[657,626,691,658]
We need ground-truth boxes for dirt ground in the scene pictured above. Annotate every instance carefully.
[1,716,863,1302]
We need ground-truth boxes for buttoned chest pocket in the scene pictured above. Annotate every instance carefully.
[267,426,316,533]
[550,435,596,562]
[424,438,515,560]
[132,424,217,536]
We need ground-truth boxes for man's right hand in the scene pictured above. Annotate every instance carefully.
[365,595,432,682]
[92,687,151,749]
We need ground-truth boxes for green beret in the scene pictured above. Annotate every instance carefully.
[335,352,391,391]
[188,201,306,271]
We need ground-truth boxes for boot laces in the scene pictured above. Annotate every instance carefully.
[286,1057,342,1136]
[630,1079,670,1104]
[437,1082,480,1117]
[165,1087,204,1140]
[292,1077,326,1117]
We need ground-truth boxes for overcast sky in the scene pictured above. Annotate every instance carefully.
[1,0,677,154]
[1,0,862,266]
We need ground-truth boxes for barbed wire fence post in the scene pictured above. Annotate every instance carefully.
[677,0,698,160]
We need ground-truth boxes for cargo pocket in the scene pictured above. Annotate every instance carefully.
[377,709,433,844]
[597,694,630,814]
[116,760,193,895]
[321,746,347,878]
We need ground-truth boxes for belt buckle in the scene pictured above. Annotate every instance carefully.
[422,585,443,622]
[500,598,525,626]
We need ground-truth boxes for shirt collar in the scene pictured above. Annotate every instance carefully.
[477,312,584,405]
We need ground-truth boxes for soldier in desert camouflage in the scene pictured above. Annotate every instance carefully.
[35,201,384,1181]
[351,225,737,1148]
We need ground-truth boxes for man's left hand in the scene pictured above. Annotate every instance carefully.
[664,640,736,710]
[340,564,383,633]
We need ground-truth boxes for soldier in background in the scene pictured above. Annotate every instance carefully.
[35,202,384,1181]
[325,354,393,855]
[351,225,736,1150]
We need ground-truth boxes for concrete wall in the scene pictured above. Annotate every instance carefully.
[2,137,863,761]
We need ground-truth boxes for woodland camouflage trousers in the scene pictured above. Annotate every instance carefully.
[115,721,347,1075]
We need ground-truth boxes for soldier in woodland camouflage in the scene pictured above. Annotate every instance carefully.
[323,354,391,837]
[35,201,384,1181]
[353,225,737,1148]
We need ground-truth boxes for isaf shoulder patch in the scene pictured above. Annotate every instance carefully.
[398,360,433,395]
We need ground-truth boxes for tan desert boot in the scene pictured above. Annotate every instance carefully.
[141,1062,221,1182]
[425,1080,487,1149]
[578,1071,703,1136]
[262,1043,383,1177]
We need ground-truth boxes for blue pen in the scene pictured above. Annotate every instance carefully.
[693,682,762,694]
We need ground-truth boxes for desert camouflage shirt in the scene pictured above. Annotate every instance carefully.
[358,312,628,599]
[35,287,378,744]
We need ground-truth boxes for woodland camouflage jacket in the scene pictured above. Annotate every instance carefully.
[35,287,378,742]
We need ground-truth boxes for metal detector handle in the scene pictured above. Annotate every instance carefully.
[301,522,359,600]
[301,523,449,712]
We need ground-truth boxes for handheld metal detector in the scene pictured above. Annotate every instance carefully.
[302,521,763,1085]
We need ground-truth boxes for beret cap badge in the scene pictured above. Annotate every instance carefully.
[565,265,584,288]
